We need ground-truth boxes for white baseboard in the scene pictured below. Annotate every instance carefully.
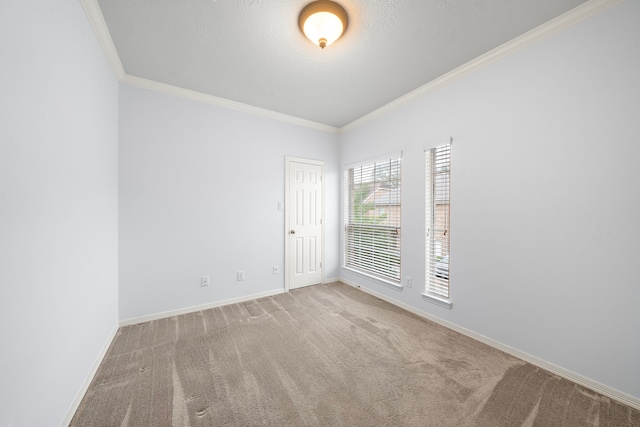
[61,322,119,427]
[61,289,286,425]
[340,278,640,411]
[62,279,639,427]
[323,276,340,284]
[119,288,286,327]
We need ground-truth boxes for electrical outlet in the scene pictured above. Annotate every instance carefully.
[405,276,412,288]
[273,266,279,275]
[201,276,209,287]
[237,271,245,281]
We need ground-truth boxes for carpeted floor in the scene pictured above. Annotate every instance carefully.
[71,282,640,426]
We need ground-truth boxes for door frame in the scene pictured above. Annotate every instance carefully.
[284,156,325,292]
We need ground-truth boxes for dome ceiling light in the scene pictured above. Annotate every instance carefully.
[298,1,349,49]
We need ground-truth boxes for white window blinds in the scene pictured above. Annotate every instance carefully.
[425,142,451,299]
[344,156,402,283]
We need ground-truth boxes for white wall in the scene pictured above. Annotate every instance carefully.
[0,0,119,425]
[118,85,339,321]
[340,0,640,401]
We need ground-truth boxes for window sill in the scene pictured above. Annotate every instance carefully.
[342,267,403,291]
[421,293,452,309]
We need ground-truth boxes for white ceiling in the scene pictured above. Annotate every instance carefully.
[95,0,588,128]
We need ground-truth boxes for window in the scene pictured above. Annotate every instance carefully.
[344,155,402,284]
[425,141,452,307]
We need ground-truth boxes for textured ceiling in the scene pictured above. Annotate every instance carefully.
[96,0,587,128]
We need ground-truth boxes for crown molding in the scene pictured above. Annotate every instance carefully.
[120,75,339,133]
[80,0,338,134]
[339,0,624,133]
[81,0,620,135]
[79,0,125,80]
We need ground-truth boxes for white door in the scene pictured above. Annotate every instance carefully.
[286,158,323,290]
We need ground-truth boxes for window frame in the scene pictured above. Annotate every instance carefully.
[343,153,402,288]
[423,139,453,309]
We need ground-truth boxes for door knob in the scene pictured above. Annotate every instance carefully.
[290,230,296,234]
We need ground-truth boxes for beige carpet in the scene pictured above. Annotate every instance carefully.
[71,282,640,426]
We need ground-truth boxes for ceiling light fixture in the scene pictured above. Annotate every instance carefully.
[299,1,348,49]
